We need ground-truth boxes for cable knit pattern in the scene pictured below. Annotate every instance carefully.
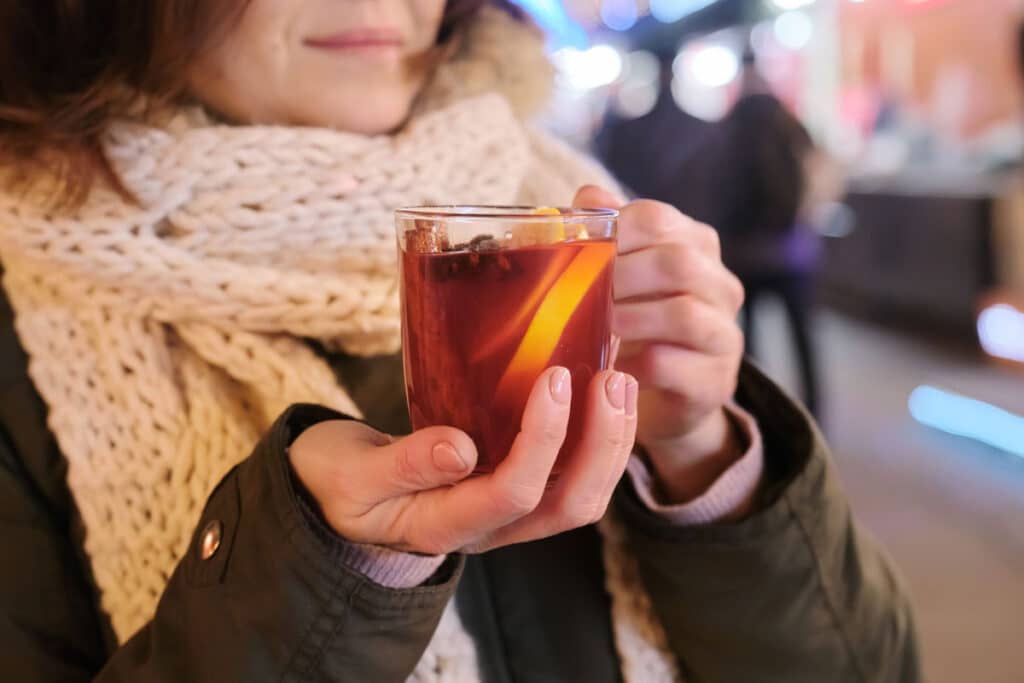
[600,510,684,683]
[0,8,683,681]
[0,92,536,639]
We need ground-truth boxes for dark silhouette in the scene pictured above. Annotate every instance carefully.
[595,51,824,414]
[704,92,823,415]
[594,53,712,201]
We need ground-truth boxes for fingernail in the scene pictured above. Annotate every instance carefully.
[550,368,571,404]
[625,376,638,417]
[432,442,467,472]
[605,372,626,410]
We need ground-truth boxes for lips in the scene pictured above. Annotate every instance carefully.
[304,28,405,51]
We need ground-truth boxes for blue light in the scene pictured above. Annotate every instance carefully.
[510,0,589,49]
[601,0,639,32]
[909,385,1024,458]
[649,0,720,24]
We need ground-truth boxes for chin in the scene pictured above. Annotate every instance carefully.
[303,88,415,135]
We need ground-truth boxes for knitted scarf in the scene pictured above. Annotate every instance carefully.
[0,8,681,681]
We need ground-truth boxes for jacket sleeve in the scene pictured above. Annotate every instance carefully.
[0,399,462,682]
[616,363,921,683]
[0,396,110,680]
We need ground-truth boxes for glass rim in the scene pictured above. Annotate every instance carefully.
[395,205,619,222]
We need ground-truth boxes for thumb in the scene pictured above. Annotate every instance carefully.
[572,184,625,210]
[369,426,479,499]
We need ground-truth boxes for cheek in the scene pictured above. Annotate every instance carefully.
[187,1,295,123]
[411,0,447,48]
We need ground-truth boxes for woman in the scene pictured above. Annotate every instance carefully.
[0,2,918,681]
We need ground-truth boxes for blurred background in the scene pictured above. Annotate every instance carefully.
[511,0,1024,680]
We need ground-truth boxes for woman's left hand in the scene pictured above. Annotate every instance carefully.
[573,186,747,504]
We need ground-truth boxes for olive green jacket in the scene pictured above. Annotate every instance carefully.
[0,288,920,682]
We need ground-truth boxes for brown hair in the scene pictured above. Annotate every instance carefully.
[0,0,494,204]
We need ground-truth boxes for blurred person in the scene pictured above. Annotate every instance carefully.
[595,51,712,201]
[698,84,836,417]
[0,2,916,682]
[738,47,771,97]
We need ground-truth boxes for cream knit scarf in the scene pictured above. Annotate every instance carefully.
[0,8,681,681]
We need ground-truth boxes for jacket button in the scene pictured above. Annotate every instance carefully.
[200,520,223,560]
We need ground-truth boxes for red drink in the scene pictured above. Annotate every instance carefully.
[398,207,617,475]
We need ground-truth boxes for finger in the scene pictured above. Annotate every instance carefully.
[615,200,720,257]
[614,297,744,355]
[556,371,637,523]
[572,184,625,210]
[614,344,740,413]
[388,367,572,553]
[614,242,744,311]
[467,370,637,551]
[363,425,479,499]
[593,374,639,504]
[617,347,740,443]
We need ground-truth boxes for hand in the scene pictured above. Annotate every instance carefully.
[289,367,638,555]
[574,186,746,504]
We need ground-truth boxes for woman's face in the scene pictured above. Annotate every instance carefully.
[188,0,447,133]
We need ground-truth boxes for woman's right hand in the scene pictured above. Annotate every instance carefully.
[289,367,638,555]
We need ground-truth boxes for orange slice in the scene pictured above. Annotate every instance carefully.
[492,241,615,405]
[472,207,573,362]
[470,246,576,363]
[509,207,565,247]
